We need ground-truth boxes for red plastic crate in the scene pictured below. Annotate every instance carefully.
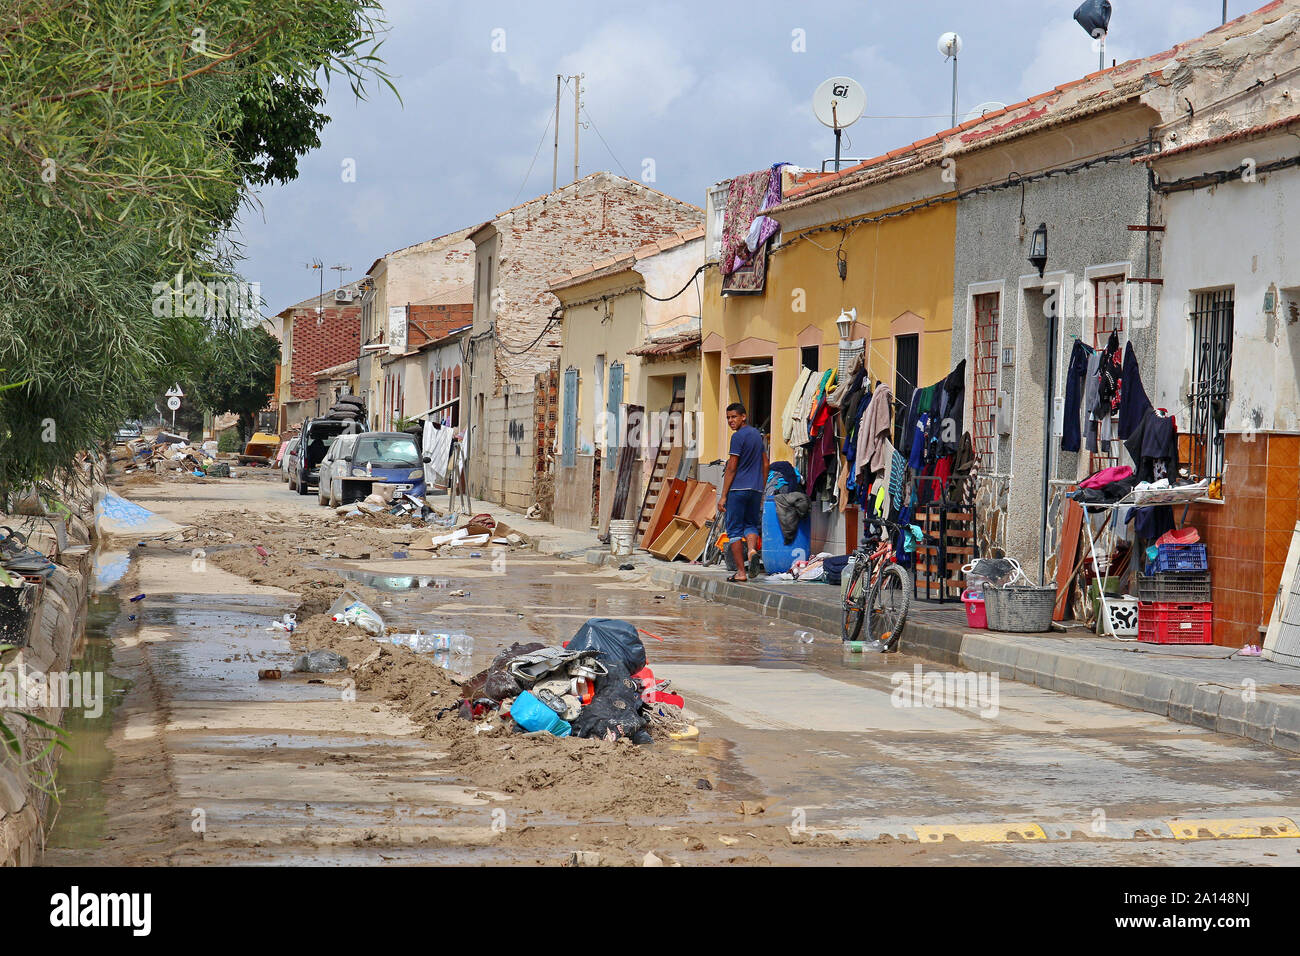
[1137,601,1213,644]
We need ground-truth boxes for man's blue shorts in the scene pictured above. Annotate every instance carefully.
[725,489,763,541]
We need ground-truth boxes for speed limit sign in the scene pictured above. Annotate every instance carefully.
[166,396,181,411]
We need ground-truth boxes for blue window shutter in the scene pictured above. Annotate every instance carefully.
[562,368,578,468]
[606,362,624,470]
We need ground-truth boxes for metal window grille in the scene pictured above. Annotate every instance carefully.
[1188,289,1234,479]
[1090,276,1126,472]
[971,293,1000,470]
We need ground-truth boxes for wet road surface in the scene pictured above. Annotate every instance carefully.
[41,476,1300,865]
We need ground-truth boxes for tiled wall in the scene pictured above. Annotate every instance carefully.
[1181,433,1299,648]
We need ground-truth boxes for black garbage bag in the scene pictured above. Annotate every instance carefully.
[569,673,647,741]
[566,618,646,675]
[464,641,546,701]
[1073,0,1111,38]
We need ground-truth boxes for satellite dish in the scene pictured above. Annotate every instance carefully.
[965,101,1008,122]
[813,77,866,130]
[938,32,963,58]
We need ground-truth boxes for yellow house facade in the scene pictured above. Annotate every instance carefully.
[700,154,956,552]
[549,229,705,533]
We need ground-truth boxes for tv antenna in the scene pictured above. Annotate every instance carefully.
[813,76,866,173]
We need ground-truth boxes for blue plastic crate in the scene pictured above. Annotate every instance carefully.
[1146,543,1208,574]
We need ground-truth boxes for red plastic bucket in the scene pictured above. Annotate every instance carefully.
[961,589,987,629]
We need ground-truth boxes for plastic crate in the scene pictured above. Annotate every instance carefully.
[1146,543,1208,574]
[1137,601,1213,644]
[1136,571,1212,603]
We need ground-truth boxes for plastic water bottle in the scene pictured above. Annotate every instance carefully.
[795,630,814,644]
[450,634,474,656]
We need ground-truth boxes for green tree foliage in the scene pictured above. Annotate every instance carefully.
[0,0,391,496]
[191,324,281,440]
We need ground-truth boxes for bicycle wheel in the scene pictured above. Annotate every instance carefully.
[866,563,911,650]
[841,557,869,642]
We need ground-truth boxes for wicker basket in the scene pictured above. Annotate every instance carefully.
[983,584,1056,633]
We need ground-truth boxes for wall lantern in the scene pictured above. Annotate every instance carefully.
[1028,222,1048,277]
[836,308,858,340]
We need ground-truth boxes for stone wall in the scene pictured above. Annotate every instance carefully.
[0,532,92,866]
[470,389,538,513]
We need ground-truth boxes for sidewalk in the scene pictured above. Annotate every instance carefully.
[644,560,1300,756]
[457,495,1300,756]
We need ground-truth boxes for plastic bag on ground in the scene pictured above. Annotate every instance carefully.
[463,641,547,701]
[570,672,647,741]
[566,618,646,676]
[327,588,386,638]
[293,649,349,673]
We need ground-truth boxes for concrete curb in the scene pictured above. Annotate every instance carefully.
[650,563,1300,757]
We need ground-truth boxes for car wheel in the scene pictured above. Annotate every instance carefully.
[296,470,310,495]
[318,478,329,506]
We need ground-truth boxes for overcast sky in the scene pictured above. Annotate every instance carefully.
[242,0,1260,312]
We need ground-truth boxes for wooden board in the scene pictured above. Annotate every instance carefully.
[678,481,717,526]
[648,516,696,560]
[1052,498,1084,622]
[642,477,686,549]
[675,521,713,563]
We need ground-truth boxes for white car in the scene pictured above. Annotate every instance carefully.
[317,434,359,507]
[280,437,299,483]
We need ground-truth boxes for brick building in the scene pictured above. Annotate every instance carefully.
[359,228,478,429]
[465,172,703,508]
[275,279,364,431]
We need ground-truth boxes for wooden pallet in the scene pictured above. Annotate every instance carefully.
[636,389,687,546]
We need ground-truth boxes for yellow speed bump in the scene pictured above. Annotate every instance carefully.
[913,822,1047,843]
[1165,816,1300,840]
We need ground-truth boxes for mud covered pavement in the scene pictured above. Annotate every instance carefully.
[42,473,1300,866]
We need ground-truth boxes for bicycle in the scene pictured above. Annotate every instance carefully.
[841,518,912,650]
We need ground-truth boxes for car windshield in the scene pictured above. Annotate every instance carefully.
[353,436,419,467]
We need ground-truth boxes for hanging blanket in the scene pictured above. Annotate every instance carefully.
[720,165,785,293]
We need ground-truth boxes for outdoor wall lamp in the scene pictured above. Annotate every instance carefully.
[836,308,857,340]
[1028,222,1048,277]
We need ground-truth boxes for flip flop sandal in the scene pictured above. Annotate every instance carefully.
[726,573,748,583]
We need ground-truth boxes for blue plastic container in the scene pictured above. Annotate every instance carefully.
[1146,543,1208,575]
[761,495,810,575]
[511,691,571,737]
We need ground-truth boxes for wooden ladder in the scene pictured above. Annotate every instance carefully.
[636,389,687,545]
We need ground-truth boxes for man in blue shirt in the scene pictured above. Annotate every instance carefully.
[718,402,768,581]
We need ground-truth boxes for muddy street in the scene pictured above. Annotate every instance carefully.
[39,474,1300,866]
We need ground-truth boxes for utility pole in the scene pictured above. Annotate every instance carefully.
[553,74,561,191]
[572,73,582,184]
[1222,1,1228,24]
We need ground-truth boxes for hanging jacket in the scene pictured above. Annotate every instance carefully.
[938,360,966,455]
[780,366,814,448]
[856,383,894,482]
[1117,341,1152,440]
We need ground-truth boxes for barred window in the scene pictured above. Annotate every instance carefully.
[1187,289,1234,480]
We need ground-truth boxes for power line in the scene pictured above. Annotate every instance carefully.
[511,98,560,206]
[580,104,630,179]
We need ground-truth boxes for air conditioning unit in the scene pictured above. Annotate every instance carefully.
[334,289,354,304]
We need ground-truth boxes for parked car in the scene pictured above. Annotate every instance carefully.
[320,431,423,508]
[316,434,358,507]
[279,437,300,483]
[290,417,361,494]
[113,420,143,444]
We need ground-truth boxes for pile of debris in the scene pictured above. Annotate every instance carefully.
[453,618,691,742]
[321,593,689,743]
[119,433,227,479]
